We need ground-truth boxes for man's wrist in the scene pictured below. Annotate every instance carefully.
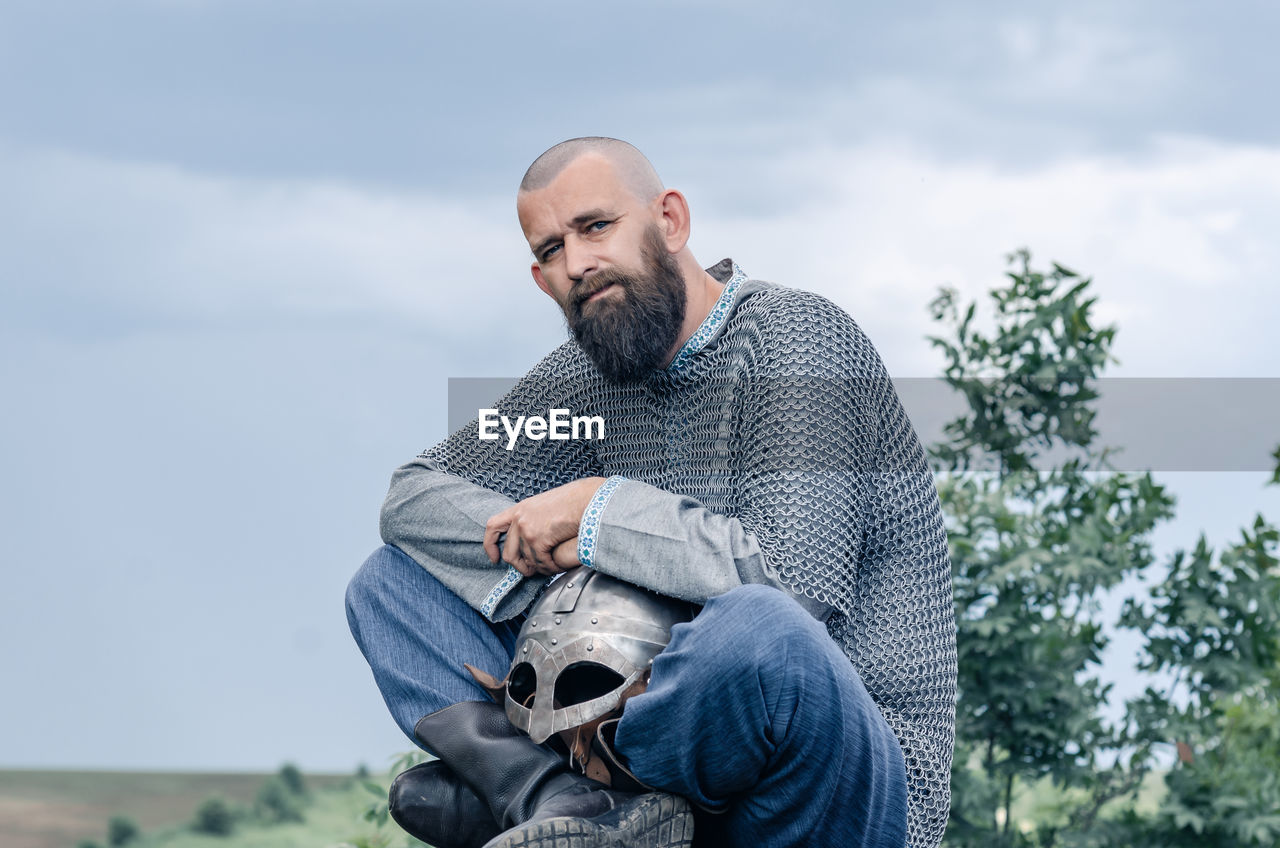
[576,477,609,513]
[577,476,627,568]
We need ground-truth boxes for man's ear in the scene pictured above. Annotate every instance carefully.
[531,262,553,298]
[656,189,692,253]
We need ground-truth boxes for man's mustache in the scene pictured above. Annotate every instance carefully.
[569,270,630,311]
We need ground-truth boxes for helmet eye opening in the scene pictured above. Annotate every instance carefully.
[507,662,537,707]
[554,662,626,707]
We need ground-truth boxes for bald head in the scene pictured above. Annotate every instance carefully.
[520,137,664,203]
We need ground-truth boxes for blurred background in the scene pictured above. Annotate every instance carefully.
[2,2,1278,846]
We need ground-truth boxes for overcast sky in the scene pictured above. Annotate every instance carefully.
[2,1,1278,772]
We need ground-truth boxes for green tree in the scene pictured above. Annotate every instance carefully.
[106,815,140,847]
[255,775,305,824]
[935,250,1280,847]
[932,250,1174,846]
[191,796,236,836]
[1121,488,1280,846]
[278,762,309,798]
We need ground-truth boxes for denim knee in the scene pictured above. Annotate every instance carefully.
[707,582,812,620]
[345,544,437,630]
[675,583,829,686]
[347,545,401,619]
[703,583,822,646]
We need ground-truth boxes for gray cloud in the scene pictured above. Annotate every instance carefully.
[4,2,1279,193]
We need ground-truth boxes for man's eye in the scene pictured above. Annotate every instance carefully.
[541,245,561,261]
[587,221,610,233]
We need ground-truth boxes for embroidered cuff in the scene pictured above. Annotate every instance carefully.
[578,475,627,568]
[480,565,524,621]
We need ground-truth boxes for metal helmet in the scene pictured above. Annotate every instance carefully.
[502,566,698,745]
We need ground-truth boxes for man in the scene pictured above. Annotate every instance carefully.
[346,138,956,848]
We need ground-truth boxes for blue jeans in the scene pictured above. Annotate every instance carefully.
[347,545,907,848]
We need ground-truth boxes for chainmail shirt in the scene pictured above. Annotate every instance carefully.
[382,259,957,848]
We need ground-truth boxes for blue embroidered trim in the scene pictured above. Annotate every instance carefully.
[668,262,747,372]
[480,565,524,621]
[578,476,627,568]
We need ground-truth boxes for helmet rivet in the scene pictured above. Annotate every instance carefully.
[531,620,537,627]
[567,582,574,588]
[648,658,654,666]
[554,617,561,625]
[586,644,593,652]
[522,645,528,654]
[591,616,598,625]
[551,638,558,645]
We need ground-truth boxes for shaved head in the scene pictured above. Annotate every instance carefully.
[520,137,664,203]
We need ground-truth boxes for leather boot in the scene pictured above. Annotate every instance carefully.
[388,759,501,848]
[413,700,694,848]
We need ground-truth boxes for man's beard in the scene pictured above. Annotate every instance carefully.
[563,226,687,384]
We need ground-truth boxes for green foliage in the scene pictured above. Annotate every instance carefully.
[277,763,308,798]
[255,775,306,824]
[76,841,103,848]
[340,833,398,848]
[107,814,140,846]
[929,248,1116,474]
[935,251,1174,847]
[191,795,236,836]
[249,763,316,825]
[1120,504,1280,847]
[936,249,1280,847]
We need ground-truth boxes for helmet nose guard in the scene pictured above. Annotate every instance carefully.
[503,566,698,744]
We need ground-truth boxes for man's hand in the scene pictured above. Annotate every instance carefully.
[484,477,606,576]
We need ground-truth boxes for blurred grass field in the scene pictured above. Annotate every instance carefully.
[0,769,410,848]
[1,765,1166,847]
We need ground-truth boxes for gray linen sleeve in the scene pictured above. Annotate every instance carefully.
[379,343,605,621]
[579,478,793,606]
[582,479,836,620]
[380,455,547,621]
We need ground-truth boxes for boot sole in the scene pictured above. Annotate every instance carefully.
[481,792,694,848]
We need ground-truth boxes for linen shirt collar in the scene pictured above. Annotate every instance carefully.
[667,258,747,372]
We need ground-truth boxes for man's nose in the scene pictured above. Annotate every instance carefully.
[563,236,598,282]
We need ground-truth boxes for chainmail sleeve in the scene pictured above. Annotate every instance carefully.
[380,341,606,620]
[739,290,956,848]
[833,393,957,848]
[732,289,885,607]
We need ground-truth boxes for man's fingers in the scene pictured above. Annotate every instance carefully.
[484,511,513,564]
[484,530,504,565]
[551,537,580,568]
[487,493,586,577]
[530,540,556,570]
[501,525,523,570]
